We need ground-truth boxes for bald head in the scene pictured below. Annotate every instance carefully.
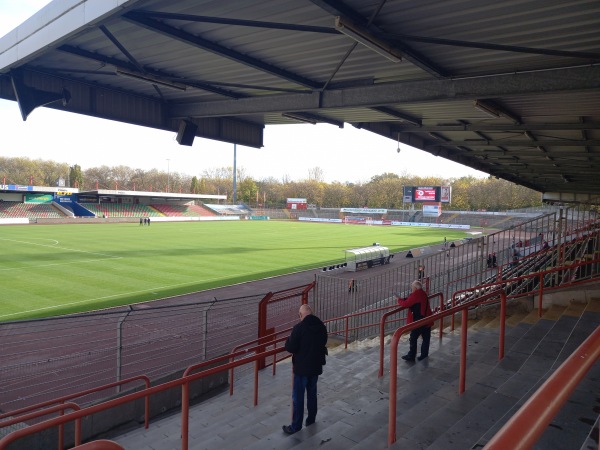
[299,304,313,320]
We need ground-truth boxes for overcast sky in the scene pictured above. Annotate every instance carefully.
[0,0,488,184]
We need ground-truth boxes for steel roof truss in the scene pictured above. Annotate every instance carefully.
[122,11,322,90]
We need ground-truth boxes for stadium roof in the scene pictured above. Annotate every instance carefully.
[1,0,599,202]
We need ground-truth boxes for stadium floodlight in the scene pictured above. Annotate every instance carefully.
[335,16,402,63]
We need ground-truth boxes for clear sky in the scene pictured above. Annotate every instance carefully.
[0,0,488,184]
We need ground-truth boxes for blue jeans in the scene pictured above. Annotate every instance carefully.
[291,374,318,431]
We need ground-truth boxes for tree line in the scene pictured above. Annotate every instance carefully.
[0,156,542,211]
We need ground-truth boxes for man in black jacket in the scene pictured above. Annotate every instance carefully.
[282,304,328,435]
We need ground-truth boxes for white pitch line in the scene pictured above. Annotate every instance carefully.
[0,237,118,258]
[0,257,122,272]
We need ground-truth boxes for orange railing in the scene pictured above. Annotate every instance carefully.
[387,290,507,446]
[484,326,600,449]
[0,345,287,450]
[229,331,290,396]
[229,303,406,396]
[449,257,600,331]
[0,375,150,450]
[0,402,82,449]
[328,303,406,350]
[378,292,444,377]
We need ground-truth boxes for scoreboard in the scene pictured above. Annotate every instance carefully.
[403,186,451,203]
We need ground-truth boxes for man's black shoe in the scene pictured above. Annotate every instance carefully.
[282,425,296,435]
[401,354,415,362]
[417,354,428,361]
[305,419,315,426]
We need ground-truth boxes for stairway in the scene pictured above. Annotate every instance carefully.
[106,299,600,450]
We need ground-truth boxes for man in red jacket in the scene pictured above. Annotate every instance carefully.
[397,280,432,362]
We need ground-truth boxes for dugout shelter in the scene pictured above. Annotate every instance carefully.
[345,245,391,272]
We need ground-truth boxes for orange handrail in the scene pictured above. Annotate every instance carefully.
[483,326,600,450]
[0,402,82,450]
[387,290,507,447]
[228,304,402,396]
[0,345,286,450]
[378,292,443,377]
[229,328,292,396]
[0,375,151,430]
[329,303,403,349]
[450,257,600,328]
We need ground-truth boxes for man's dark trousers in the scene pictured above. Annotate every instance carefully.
[408,326,431,358]
[291,374,318,431]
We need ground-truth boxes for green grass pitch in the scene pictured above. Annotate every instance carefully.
[0,221,466,321]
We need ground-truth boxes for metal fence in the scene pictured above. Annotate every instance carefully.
[314,205,598,341]
[0,292,270,414]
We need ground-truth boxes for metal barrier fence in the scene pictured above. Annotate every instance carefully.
[0,291,277,415]
[315,205,598,342]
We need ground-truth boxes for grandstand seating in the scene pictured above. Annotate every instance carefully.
[203,204,252,216]
[0,201,64,219]
[79,203,162,218]
[249,208,288,219]
[150,204,216,217]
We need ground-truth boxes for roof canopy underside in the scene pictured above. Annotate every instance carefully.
[1,0,599,198]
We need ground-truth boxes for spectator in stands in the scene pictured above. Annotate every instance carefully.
[511,250,519,267]
[492,252,497,268]
[450,242,456,248]
[542,241,550,251]
[348,279,357,293]
[487,254,492,268]
[418,264,425,280]
[397,280,432,362]
[283,304,328,435]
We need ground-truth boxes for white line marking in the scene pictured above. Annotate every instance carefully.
[0,257,122,272]
[0,237,117,258]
